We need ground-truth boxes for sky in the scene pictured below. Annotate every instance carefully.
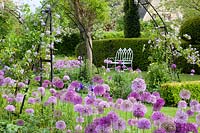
[12,0,41,12]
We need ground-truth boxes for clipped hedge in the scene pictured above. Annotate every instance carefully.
[160,81,200,107]
[75,38,150,70]
[179,16,200,43]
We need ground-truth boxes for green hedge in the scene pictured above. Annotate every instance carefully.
[179,16,200,44]
[160,81,200,107]
[75,38,150,70]
[55,33,82,56]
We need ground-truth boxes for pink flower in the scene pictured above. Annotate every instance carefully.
[38,87,45,96]
[180,89,191,100]
[131,78,146,93]
[56,120,66,130]
[5,105,15,112]
[25,108,34,114]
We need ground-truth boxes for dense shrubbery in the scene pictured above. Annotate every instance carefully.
[179,16,200,44]
[160,81,200,106]
[55,33,82,56]
[76,38,150,71]
[147,62,171,92]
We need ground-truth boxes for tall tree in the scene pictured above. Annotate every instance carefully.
[124,0,140,38]
[57,0,109,71]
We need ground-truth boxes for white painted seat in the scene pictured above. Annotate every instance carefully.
[105,48,133,70]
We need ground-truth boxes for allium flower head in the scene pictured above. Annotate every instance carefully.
[153,98,165,111]
[186,109,194,117]
[47,96,57,104]
[53,78,64,89]
[175,110,188,123]
[137,118,151,129]
[18,82,26,88]
[93,85,105,96]
[178,100,187,109]
[151,111,165,121]
[120,100,133,112]
[179,89,191,100]
[56,120,66,130]
[85,124,97,133]
[63,75,70,81]
[75,125,82,131]
[16,119,24,126]
[128,119,138,126]
[113,118,126,131]
[133,102,147,118]
[190,100,199,107]
[131,78,146,92]
[141,92,151,103]
[171,64,176,69]
[107,111,119,123]
[161,120,176,132]
[5,105,15,112]
[92,75,104,84]
[38,87,45,96]
[25,108,34,114]
[154,128,166,133]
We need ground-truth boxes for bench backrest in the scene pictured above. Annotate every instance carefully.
[115,48,133,61]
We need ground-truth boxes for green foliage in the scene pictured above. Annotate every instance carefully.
[75,38,150,70]
[160,81,200,106]
[55,33,82,56]
[179,16,200,44]
[124,0,140,38]
[147,62,171,92]
[93,31,124,40]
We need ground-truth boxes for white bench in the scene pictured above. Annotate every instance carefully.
[105,48,133,70]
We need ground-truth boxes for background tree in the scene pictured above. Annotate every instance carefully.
[124,0,140,38]
[161,0,200,18]
[56,0,109,72]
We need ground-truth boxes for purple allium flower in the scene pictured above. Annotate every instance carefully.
[135,68,142,73]
[32,91,38,97]
[133,102,147,118]
[16,119,24,126]
[15,93,24,103]
[93,85,105,96]
[116,98,123,104]
[72,95,82,105]
[56,120,66,130]
[131,78,146,93]
[128,119,138,126]
[7,97,14,103]
[76,116,84,123]
[63,75,70,81]
[92,76,104,84]
[161,120,176,133]
[186,109,194,117]
[49,88,57,94]
[113,118,126,131]
[153,98,165,111]
[28,97,36,104]
[141,92,151,103]
[99,116,111,128]
[107,111,119,123]
[179,89,191,100]
[53,78,64,89]
[196,113,200,124]
[190,100,199,107]
[128,91,140,100]
[185,123,198,133]
[175,110,188,123]
[154,128,166,133]
[75,125,82,131]
[151,111,165,121]
[150,95,157,104]
[128,97,136,104]
[47,96,57,104]
[69,81,80,89]
[74,104,84,113]
[5,105,15,112]
[178,100,187,109]
[152,92,160,99]
[38,87,45,96]
[106,68,110,72]
[2,94,8,99]
[137,118,151,129]
[99,101,109,108]
[25,108,34,114]
[34,76,41,81]
[102,84,110,92]
[120,100,133,112]
[18,82,25,88]
[85,124,97,133]
[171,64,176,69]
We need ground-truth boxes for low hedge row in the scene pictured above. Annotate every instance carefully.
[160,81,200,107]
[75,38,151,71]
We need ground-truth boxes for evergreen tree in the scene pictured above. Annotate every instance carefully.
[124,0,140,38]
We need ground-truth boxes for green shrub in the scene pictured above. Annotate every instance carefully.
[75,38,150,71]
[179,16,200,44]
[160,81,200,106]
[55,33,82,56]
[146,62,171,92]
[102,31,124,39]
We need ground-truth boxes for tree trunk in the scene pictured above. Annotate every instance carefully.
[82,31,93,74]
